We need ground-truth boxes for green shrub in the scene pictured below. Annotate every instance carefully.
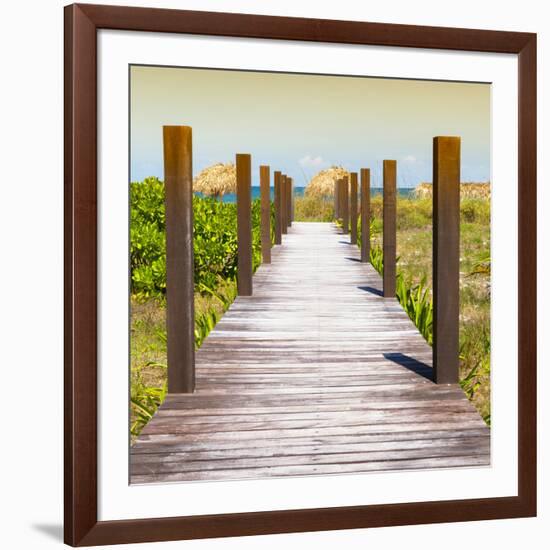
[130,177,265,299]
[369,245,384,274]
[461,198,490,224]
[369,195,489,230]
[294,196,334,222]
[130,370,166,437]
[396,274,433,345]
[396,197,432,229]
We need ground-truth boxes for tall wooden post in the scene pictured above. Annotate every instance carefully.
[339,179,344,222]
[286,176,292,227]
[433,136,461,384]
[383,160,397,298]
[334,180,339,219]
[335,179,341,219]
[350,172,358,244]
[260,165,271,264]
[342,176,349,233]
[281,174,288,234]
[290,178,295,222]
[236,153,252,296]
[360,168,371,263]
[274,170,282,244]
[163,126,195,394]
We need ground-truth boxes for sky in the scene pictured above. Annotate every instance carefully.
[130,65,490,188]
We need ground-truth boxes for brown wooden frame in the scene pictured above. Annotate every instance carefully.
[65,3,537,546]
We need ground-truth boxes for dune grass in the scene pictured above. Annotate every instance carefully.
[294,196,334,222]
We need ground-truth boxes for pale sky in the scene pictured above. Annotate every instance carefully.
[130,65,490,187]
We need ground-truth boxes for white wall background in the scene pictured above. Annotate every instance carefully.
[0,1,547,548]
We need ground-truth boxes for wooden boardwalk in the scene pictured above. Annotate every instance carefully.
[131,222,490,484]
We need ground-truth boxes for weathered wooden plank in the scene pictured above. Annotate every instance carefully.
[132,435,489,460]
[132,443,490,476]
[135,427,489,452]
[139,417,486,439]
[131,455,490,483]
[155,401,475,419]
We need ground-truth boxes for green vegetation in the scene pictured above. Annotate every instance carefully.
[131,176,265,299]
[294,195,334,222]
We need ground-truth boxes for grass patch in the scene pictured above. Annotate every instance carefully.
[294,195,334,222]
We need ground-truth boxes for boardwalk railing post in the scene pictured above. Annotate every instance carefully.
[383,160,397,297]
[342,175,349,233]
[287,176,292,227]
[163,125,195,394]
[281,174,288,234]
[274,170,282,244]
[360,168,371,263]
[334,179,339,219]
[260,165,271,264]
[237,153,253,296]
[350,172,358,244]
[433,136,461,384]
[290,177,295,223]
[336,179,342,221]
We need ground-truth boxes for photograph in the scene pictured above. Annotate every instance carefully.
[1,0,544,547]
[128,65,492,484]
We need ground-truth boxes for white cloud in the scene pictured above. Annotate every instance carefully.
[403,155,417,163]
[299,154,328,169]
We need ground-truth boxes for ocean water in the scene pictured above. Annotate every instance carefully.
[197,186,415,203]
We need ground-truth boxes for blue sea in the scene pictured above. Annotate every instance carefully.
[197,186,415,203]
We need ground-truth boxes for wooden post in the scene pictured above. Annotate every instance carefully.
[350,172,358,244]
[163,126,195,394]
[339,179,344,222]
[274,170,282,244]
[290,178,295,222]
[433,136,461,384]
[342,176,349,233]
[260,165,271,264]
[335,179,341,219]
[236,153,253,296]
[281,174,288,234]
[383,160,396,298]
[286,176,292,227]
[360,168,371,263]
[334,180,340,220]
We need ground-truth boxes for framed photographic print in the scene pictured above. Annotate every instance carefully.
[64,3,537,546]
